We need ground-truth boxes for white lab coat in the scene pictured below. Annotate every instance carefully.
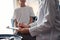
[29,0,60,40]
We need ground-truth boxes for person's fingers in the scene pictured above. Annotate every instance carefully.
[20,28,29,34]
[18,23,22,27]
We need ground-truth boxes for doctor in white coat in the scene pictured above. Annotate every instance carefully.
[17,0,60,40]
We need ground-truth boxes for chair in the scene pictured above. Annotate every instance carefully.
[32,16,37,22]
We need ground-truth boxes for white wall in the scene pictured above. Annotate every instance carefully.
[27,0,39,16]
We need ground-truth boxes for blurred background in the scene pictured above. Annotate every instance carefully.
[0,0,60,34]
[0,0,39,34]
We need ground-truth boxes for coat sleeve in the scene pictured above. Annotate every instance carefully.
[29,0,59,37]
[29,17,51,37]
[29,0,49,37]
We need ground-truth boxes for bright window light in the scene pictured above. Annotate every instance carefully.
[0,0,14,34]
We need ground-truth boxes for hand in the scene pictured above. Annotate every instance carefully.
[18,23,23,28]
[17,27,29,34]
[18,23,30,28]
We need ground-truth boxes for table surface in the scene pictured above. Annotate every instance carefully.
[0,34,22,39]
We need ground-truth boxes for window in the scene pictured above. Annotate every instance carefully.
[59,0,60,5]
[0,0,14,34]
